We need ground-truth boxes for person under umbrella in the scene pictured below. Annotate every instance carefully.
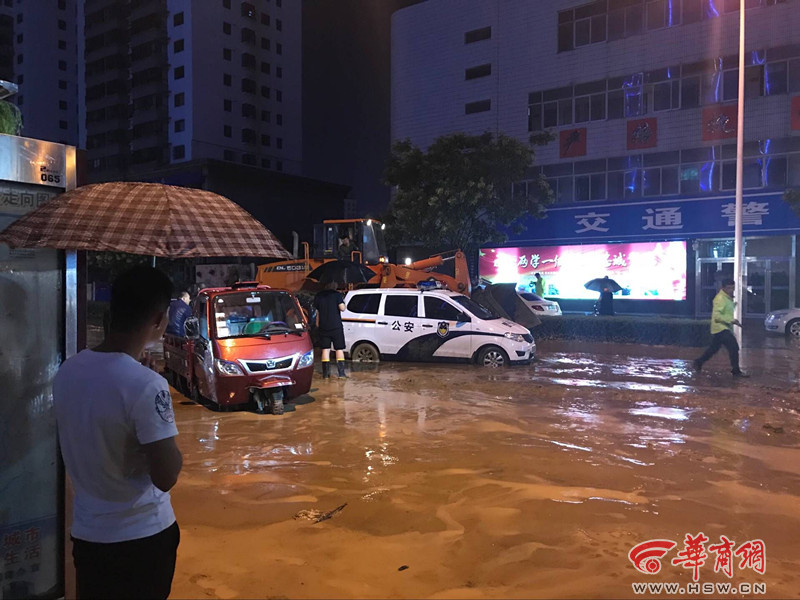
[313,282,348,379]
[585,275,622,316]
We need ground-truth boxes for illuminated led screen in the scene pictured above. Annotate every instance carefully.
[479,241,687,301]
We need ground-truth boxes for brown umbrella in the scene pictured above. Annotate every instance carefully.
[0,181,291,259]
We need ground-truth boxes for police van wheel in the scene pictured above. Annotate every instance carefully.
[477,346,508,368]
[351,342,380,363]
[786,319,800,337]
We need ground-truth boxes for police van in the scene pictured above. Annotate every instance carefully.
[341,287,535,367]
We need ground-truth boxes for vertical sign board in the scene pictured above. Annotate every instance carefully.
[0,135,75,600]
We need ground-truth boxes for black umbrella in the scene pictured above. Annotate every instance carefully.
[305,260,376,287]
[585,276,623,293]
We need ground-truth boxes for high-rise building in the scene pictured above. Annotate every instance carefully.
[0,0,81,145]
[392,0,800,317]
[83,0,301,180]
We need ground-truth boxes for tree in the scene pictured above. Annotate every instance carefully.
[0,100,23,135]
[383,131,554,260]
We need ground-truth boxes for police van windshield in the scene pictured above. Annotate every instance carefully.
[451,295,500,320]
[212,291,304,338]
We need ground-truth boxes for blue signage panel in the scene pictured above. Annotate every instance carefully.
[512,192,800,245]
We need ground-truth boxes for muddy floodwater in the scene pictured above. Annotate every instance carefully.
[168,340,800,599]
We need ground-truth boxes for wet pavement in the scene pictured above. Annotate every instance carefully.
[168,340,800,599]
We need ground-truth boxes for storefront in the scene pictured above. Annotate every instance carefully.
[480,192,800,317]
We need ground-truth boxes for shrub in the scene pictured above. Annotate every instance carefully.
[533,314,712,347]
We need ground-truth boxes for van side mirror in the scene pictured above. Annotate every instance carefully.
[184,317,200,339]
[457,312,471,323]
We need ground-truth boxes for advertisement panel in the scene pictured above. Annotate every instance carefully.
[479,241,687,301]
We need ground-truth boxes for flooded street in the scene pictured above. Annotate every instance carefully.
[169,340,800,599]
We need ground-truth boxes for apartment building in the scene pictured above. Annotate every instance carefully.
[392,0,800,316]
[84,0,300,179]
[0,0,81,145]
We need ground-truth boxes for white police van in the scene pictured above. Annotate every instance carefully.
[341,287,535,367]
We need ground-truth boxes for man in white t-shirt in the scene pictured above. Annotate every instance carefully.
[54,266,183,600]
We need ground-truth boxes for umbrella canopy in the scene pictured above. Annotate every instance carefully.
[305,260,376,286]
[585,276,622,293]
[0,182,291,259]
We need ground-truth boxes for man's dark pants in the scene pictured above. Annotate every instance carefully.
[71,521,179,600]
[696,330,740,372]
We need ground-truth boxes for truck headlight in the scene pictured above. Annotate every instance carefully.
[297,350,314,368]
[215,359,244,376]
[504,332,525,343]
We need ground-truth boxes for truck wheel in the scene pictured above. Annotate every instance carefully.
[477,345,508,368]
[351,342,380,362]
[786,319,800,337]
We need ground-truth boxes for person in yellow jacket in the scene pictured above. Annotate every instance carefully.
[692,278,748,377]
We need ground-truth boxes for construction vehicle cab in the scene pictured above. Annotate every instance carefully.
[313,219,389,265]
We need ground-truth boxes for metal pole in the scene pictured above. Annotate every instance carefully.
[733,0,745,347]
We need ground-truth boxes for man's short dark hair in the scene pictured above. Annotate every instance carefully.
[110,266,174,333]
[722,278,735,287]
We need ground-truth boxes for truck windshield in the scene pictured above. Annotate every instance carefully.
[361,222,386,265]
[212,291,304,338]
[451,295,500,320]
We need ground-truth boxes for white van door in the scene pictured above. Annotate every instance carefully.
[420,295,474,359]
[377,294,423,356]
[342,291,383,351]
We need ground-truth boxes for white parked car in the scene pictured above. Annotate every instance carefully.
[517,291,563,316]
[764,308,800,336]
[341,287,535,367]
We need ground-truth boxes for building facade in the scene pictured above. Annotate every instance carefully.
[84,0,301,180]
[392,0,800,316]
[0,0,81,146]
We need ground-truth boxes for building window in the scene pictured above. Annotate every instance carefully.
[261,86,270,98]
[173,11,184,26]
[261,62,271,74]
[16,54,22,64]
[261,134,271,146]
[276,66,282,78]
[16,75,23,84]
[175,119,185,132]
[276,90,282,102]
[174,66,184,79]
[276,137,283,149]
[59,120,68,130]
[276,113,283,125]
[276,160,283,172]
[174,39,184,53]
[465,99,491,114]
[276,0,282,7]
[58,0,65,8]
[261,158,271,169]
[242,128,256,144]
[173,145,185,159]
[275,18,282,31]
[261,37,270,50]
[242,78,256,93]
[223,73,232,86]
[55,59,66,71]
[58,80,67,90]
[59,100,67,110]
[223,22,231,34]
[58,19,66,30]
[261,110,271,122]
[241,2,255,19]
[224,99,232,111]
[242,103,256,118]
[241,53,256,68]
[242,154,257,166]
[261,13,270,26]
[16,34,22,43]
[465,64,491,80]
[58,40,66,50]
[276,42,282,55]
[464,26,491,44]
[241,27,256,44]
[224,150,236,161]
[223,48,232,61]
[224,125,232,137]
[223,0,231,8]
[174,92,185,106]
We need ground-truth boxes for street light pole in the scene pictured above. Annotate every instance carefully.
[733,0,746,346]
